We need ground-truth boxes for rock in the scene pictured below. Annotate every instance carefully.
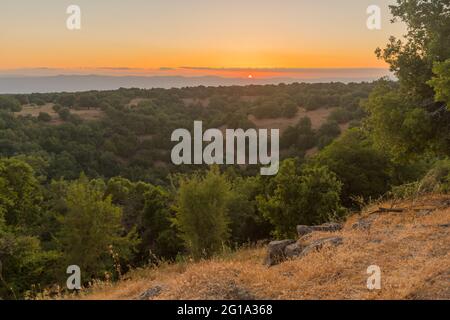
[297,222,343,237]
[311,222,343,232]
[296,225,313,237]
[438,223,450,228]
[300,237,343,257]
[298,233,314,242]
[264,240,295,266]
[206,280,255,300]
[224,282,255,300]
[285,242,304,259]
[137,285,163,300]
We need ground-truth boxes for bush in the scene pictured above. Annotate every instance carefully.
[227,176,271,244]
[0,96,21,112]
[317,129,392,206]
[37,112,52,122]
[257,159,344,239]
[52,104,62,112]
[328,107,352,124]
[318,120,341,138]
[58,175,139,281]
[57,108,71,121]
[280,117,316,151]
[174,167,231,259]
[281,101,298,118]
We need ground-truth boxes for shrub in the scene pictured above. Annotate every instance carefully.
[52,104,62,112]
[328,107,352,124]
[174,167,231,259]
[57,108,71,121]
[257,159,344,239]
[317,129,392,206]
[58,175,139,281]
[281,101,298,118]
[37,112,52,122]
[0,96,21,112]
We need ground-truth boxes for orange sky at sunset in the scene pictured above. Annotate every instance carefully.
[0,0,405,78]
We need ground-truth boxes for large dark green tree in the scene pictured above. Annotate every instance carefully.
[367,0,450,159]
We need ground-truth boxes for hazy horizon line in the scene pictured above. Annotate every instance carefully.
[0,67,392,80]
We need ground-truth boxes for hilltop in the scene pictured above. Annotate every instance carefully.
[80,194,450,300]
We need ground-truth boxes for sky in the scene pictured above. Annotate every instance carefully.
[0,0,406,79]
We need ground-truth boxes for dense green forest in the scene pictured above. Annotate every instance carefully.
[0,81,374,183]
[0,0,449,299]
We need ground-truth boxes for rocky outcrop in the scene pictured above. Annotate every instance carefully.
[265,222,344,266]
[312,222,343,232]
[296,222,343,237]
[296,225,314,237]
[285,242,305,259]
[264,240,296,266]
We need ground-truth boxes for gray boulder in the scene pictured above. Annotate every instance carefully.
[312,222,343,232]
[296,225,314,237]
[285,242,304,259]
[137,285,163,300]
[297,222,343,237]
[264,240,295,266]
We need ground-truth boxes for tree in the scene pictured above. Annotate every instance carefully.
[329,107,352,124]
[227,176,271,244]
[58,175,139,280]
[364,80,435,161]
[317,129,392,206]
[280,117,316,151]
[0,229,60,299]
[57,108,71,121]
[428,59,450,110]
[141,185,182,260]
[38,112,52,122]
[375,0,450,98]
[174,167,231,259]
[0,158,59,299]
[257,159,344,239]
[281,101,298,118]
[0,158,44,233]
[316,120,341,150]
[369,1,450,158]
[0,96,21,112]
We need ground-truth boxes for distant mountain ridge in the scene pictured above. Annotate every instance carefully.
[0,74,390,94]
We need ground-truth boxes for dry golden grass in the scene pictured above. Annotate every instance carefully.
[81,194,450,300]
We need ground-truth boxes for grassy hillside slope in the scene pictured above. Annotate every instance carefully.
[79,194,450,300]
